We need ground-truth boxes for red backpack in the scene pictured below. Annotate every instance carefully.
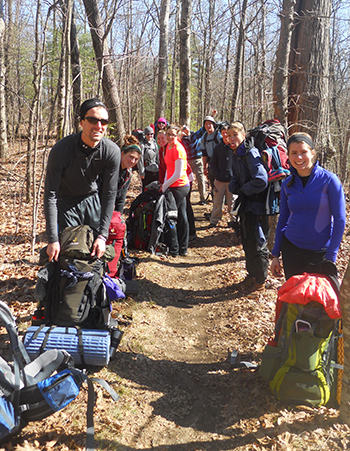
[106,211,125,277]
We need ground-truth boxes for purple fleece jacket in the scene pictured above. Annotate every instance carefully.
[272,162,346,262]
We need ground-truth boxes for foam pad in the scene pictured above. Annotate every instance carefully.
[24,326,110,366]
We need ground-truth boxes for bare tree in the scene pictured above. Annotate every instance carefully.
[0,0,7,160]
[288,0,332,163]
[179,0,192,125]
[273,0,295,124]
[155,0,170,122]
[57,0,73,139]
[170,0,180,124]
[83,0,125,145]
[71,3,82,133]
[230,0,248,121]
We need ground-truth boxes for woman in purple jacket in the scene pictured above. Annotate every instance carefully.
[271,132,346,280]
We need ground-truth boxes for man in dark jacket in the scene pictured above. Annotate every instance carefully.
[44,98,120,262]
[228,121,269,290]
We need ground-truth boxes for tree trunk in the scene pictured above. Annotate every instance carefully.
[220,8,234,120]
[70,3,82,133]
[230,0,248,122]
[179,0,192,126]
[0,0,8,160]
[83,0,125,145]
[339,260,350,422]
[288,0,332,163]
[155,0,170,122]
[273,0,295,124]
[170,0,180,124]
[204,0,215,114]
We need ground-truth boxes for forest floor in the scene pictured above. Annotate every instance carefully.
[1,150,350,450]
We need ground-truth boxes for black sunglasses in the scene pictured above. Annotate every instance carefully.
[84,116,109,126]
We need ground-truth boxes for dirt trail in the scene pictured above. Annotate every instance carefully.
[109,193,289,450]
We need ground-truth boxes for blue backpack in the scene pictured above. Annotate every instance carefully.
[0,301,119,449]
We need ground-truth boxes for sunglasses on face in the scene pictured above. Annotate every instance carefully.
[84,116,109,126]
[146,133,154,136]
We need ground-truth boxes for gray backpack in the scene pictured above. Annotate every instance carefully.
[0,301,119,449]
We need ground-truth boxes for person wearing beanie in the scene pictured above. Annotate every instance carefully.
[201,115,222,202]
[137,125,159,191]
[44,98,120,262]
[154,117,167,137]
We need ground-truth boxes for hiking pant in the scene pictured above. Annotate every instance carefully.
[58,192,101,237]
[210,180,236,225]
[188,158,206,202]
[186,182,196,236]
[169,185,190,255]
[281,235,326,281]
[240,210,269,284]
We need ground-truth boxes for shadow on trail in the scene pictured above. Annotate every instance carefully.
[111,352,337,450]
[133,278,246,307]
[111,351,273,435]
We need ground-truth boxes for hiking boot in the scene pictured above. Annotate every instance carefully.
[179,250,188,256]
[204,212,211,220]
[253,281,266,291]
[239,275,255,288]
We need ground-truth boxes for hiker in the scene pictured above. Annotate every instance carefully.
[270,132,346,280]
[161,124,190,256]
[44,98,120,262]
[208,123,236,227]
[104,135,141,277]
[137,126,159,191]
[181,125,207,205]
[153,117,168,137]
[115,135,141,212]
[159,129,196,242]
[201,115,223,201]
[228,121,269,290]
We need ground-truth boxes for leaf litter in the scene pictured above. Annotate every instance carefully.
[0,150,350,450]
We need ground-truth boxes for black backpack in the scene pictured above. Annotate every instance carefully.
[127,190,161,250]
[36,225,111,329]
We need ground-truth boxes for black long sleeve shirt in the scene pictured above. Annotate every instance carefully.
[44,132,120,243]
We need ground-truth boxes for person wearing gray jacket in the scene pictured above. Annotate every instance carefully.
[137,126,159,191]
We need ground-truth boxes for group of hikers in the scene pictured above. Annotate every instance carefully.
[44,97,347,291]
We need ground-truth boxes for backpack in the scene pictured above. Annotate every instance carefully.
[106,211,126,278]
[127,191,159,250]
[259,273,341,407]
[36,225,111,329]
[247,119,290,215]
[0,301,119,448]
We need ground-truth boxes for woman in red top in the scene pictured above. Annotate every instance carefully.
[161,125,190,256]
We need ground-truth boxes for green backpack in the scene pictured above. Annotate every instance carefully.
[259,301,338,407]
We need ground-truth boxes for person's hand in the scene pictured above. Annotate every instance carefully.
[91,237,106,259]
[182,126,190,136]
[141,175,145,180]
[211,109,217,117]
[271,257,283,277]
[46,242,60,262]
